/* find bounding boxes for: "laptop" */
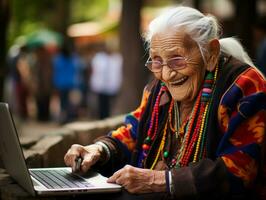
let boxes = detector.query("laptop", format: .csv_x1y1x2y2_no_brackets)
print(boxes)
0,102,121,196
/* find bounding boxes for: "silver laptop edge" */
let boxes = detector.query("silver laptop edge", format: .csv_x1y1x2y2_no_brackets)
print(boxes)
0,103,35,196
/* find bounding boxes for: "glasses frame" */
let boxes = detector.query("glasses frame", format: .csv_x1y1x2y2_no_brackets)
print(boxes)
145,56,189,73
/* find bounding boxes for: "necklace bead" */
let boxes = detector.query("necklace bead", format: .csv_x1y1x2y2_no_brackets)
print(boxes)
142,144,150,151
145,136,151,144
163,151,169,158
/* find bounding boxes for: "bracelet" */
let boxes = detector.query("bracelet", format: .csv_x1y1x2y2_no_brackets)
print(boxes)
95,141,111,164
169,170,174,195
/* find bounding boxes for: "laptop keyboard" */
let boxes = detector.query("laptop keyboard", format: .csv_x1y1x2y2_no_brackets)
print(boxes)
30,169,93,189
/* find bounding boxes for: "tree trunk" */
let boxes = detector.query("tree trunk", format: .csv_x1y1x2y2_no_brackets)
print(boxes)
0,0,10,101
193,0,201,10
117,0,144,113
54,0,70,36
233,0,257,57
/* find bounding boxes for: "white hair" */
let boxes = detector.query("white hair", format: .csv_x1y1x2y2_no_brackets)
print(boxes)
145,6,254,66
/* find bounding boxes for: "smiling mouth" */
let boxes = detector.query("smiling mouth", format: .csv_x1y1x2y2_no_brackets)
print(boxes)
169,76,189,86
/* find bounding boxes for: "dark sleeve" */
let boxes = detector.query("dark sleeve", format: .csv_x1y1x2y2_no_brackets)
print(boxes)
171,158,229,199
93,136,129,177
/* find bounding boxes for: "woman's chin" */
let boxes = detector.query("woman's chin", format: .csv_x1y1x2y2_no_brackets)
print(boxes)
170,91,190,102
168,85,193,102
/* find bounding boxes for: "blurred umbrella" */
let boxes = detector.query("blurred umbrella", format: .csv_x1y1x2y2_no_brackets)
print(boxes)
26,29,63,51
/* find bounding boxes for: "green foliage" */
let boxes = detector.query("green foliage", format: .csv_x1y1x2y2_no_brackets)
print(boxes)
70,0,109,23
144,0,179,7
8,0,54,47
8,0,109,48
11,0,55,23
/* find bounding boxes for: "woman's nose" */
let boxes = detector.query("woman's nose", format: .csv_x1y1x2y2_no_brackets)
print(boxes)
162,65,177,81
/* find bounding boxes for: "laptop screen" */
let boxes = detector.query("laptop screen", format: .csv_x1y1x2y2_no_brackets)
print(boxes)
0,103,35,196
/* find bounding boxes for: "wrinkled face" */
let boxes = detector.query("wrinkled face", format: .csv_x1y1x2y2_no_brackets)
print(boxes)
150,30,206,102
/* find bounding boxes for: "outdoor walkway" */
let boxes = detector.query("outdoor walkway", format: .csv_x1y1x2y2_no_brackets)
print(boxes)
14,119,62,147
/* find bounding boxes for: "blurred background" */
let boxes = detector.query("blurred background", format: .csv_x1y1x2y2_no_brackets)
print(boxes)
0,0,266,127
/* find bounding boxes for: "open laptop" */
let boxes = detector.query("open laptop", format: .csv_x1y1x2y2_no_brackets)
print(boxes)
0,102,121,196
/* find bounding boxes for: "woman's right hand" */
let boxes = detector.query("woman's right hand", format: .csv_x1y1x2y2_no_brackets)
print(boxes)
64,144,103,174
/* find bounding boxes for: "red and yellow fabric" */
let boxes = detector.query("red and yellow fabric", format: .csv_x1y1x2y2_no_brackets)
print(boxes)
219,68,266,186
109,88,151,152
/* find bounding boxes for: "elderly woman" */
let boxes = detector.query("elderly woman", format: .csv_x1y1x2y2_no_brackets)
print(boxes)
64,6,266,199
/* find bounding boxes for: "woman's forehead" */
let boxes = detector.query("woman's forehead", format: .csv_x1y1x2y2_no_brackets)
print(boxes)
150,31,197,54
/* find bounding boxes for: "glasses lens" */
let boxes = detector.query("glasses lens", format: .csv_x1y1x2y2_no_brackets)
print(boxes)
168,57,187,69
146,61,162,72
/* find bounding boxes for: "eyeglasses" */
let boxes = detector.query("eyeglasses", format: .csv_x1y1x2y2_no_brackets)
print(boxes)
145,56,188,73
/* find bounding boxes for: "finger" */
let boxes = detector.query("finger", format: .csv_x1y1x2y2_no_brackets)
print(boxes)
64,150,71,166
64,149,78,166
115,175,128,187
80,153,97,173
64,148,82,169
107,168,123,183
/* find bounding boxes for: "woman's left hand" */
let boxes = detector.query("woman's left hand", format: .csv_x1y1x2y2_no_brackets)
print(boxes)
107,165,166,194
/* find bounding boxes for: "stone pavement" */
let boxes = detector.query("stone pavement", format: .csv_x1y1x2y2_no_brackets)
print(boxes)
18,120,61,146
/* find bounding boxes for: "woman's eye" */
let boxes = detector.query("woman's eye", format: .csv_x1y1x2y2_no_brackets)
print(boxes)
151,61,161,68
173,59,186,65
152,56,162,62
167,57,187,69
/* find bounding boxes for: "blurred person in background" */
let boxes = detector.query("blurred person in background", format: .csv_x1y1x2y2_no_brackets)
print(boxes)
32,46,53,121
89,44,122,119
7,45,32,120
52,38,84,124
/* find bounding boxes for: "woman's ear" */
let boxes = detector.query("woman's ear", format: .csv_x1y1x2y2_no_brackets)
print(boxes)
206,39,220,71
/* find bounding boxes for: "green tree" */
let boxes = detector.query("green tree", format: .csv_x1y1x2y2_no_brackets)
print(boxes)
8,0,109,45
8,0,60,44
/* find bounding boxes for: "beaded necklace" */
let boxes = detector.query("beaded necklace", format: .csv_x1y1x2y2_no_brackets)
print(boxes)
169,101,181,139
142,83,168,157
144,65,218,169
